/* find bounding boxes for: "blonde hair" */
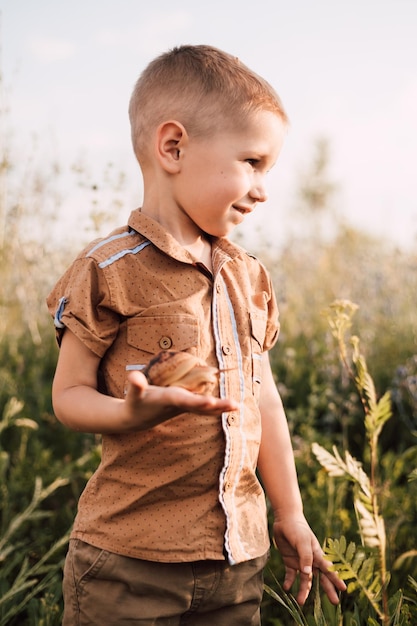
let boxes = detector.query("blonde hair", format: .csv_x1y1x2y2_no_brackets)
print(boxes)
128,44,288,164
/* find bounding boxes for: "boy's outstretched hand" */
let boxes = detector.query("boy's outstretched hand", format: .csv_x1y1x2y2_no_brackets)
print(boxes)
123,370,238,431
272,517,347,606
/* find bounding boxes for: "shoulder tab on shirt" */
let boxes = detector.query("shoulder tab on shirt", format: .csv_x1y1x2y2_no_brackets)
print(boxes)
84,227,150,269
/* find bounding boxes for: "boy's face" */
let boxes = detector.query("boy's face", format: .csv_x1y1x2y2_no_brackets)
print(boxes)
172,110,286,238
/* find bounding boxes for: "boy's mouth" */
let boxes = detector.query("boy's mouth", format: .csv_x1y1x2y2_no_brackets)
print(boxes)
233,204,253,215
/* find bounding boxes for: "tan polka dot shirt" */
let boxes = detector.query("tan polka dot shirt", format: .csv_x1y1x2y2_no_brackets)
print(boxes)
47,209,280,565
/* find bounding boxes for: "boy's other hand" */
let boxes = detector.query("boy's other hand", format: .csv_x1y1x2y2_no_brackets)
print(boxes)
272,517,347,606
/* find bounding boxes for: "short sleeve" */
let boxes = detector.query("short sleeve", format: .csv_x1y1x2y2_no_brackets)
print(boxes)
46,256,120,357
246,253,280,353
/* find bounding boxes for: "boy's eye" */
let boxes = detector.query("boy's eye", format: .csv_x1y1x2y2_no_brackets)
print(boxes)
245,158,259,166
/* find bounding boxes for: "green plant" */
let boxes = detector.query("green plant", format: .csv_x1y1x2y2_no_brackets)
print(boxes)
263,300,417,625
0,394,100,625
315,300,417,624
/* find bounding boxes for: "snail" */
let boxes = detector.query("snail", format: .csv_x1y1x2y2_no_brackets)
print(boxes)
142,351,219,395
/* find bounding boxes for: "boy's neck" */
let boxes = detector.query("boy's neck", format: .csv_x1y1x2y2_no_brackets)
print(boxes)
182,236,213,273
139,203,213,272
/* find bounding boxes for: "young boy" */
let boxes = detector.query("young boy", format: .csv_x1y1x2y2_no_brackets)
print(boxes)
47,45,345,625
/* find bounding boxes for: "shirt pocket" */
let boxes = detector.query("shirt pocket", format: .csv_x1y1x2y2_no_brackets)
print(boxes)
250,312,267,401
126,314,199,372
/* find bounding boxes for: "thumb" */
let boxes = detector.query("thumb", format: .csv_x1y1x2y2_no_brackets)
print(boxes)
126,370,149,397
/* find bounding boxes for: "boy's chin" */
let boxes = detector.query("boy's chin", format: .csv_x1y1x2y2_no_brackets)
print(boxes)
204,224,237,239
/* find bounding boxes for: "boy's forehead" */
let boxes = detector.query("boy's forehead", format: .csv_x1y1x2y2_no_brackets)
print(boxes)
204,108,285,138
238,112,287,157
232,110,287,138
199,111,285,164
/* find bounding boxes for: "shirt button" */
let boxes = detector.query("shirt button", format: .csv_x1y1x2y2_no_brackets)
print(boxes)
227,413,238,426
216,283,221,293
159,336,173,350
222,345,232,355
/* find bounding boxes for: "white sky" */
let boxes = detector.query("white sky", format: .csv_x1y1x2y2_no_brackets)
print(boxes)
1,0,417,248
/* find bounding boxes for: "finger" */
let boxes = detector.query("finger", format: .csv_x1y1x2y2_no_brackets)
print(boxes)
176,394,238,415
282,567,297,592
192,395,238,412
321,568,347,593
318,570,345,605
312,551,347,593
142,383,238,415
295,566,313,606
312,549,333,572
158,384,237,412
297,547,314,587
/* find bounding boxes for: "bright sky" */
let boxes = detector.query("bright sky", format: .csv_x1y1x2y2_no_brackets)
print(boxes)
1,0,417,248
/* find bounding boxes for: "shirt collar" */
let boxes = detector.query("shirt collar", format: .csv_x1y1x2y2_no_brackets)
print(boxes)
127,209,244,268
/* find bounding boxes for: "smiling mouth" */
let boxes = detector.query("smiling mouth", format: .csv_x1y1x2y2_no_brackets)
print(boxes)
233,205,252,215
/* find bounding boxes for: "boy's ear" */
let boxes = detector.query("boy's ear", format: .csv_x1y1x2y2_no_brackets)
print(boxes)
155,120,188,173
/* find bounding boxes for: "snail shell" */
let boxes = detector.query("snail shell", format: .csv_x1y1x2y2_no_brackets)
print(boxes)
142,350,219,395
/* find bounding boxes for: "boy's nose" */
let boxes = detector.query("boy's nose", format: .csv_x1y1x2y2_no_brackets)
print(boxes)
249,181,268,203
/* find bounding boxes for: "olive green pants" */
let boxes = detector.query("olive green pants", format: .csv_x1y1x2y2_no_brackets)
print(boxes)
62,539,268,625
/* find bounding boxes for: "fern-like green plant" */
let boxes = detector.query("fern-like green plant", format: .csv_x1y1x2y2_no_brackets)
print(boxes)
408,469,417,482
324,537,385,617
312,300,413,625
311,443,386,551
